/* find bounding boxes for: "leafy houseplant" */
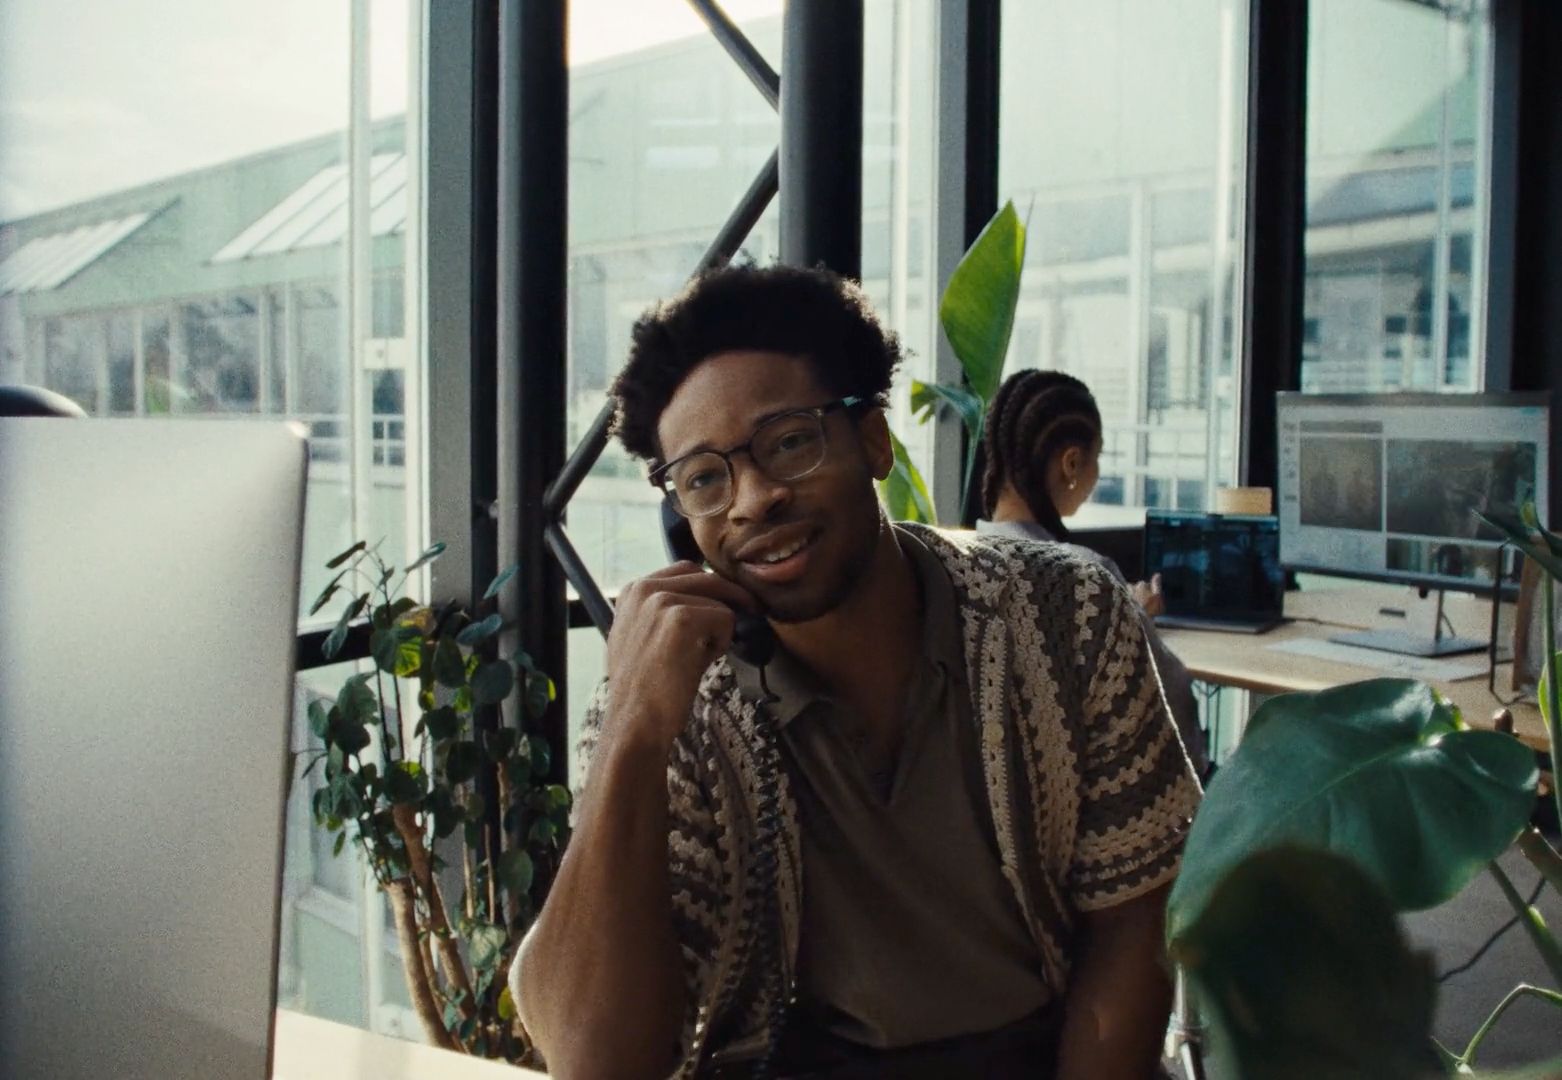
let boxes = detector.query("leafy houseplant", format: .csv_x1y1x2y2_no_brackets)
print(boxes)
304,539,570,1062
1166,507,1562,1076
879,200,1026,525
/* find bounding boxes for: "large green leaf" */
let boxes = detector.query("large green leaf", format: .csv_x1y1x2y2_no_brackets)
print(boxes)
325,540,367,570
370,624,422,675
1169,678,1538,942
456,613,504,647
404,541,446,575
308,568,350,616
470,659,515,706
433,635,467,689
1171,847,1440,1080
322,594,368,660
938,200,1025,403
910,380,986,509
910,378,984,434
484,562,520,601
384,761,427,805
497,848,535,898
1478,506,1562,582
464,919,508,973
878,429,935,524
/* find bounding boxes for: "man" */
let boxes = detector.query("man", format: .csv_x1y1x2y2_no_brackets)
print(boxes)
512,265,1201,1079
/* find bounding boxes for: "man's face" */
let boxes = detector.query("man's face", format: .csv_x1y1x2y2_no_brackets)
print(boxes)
655,350,891,623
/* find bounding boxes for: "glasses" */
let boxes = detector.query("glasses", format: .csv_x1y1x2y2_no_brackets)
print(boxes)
651,396,864,518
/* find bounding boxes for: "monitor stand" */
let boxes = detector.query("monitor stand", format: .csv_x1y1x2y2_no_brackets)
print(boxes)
1328,588,1489,658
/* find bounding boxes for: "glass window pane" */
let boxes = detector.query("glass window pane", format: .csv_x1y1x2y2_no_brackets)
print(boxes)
1,0,426,1042
43,315,102,413
860,0,938,490
0,0,423,623
107,313,136,414
1302,0,1489,394
178,294,261,413
999,0,1249,514
565,0,784,597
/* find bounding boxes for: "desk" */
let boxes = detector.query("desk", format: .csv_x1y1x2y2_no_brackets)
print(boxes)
1159,584,1549,753
273,1007,547,1079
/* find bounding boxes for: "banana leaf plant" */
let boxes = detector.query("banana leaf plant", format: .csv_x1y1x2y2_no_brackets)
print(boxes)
878,200,1026,524
303,540,569,1063
1167,660,1562,1073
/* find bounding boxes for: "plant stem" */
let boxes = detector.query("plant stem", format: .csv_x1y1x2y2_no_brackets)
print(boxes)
1517,827,1562,897
1459,983,1562,1067
386,878,459,1051
1544,576,1562,830
486,824,499,923
1489,859,1562,987
391,803,477,1019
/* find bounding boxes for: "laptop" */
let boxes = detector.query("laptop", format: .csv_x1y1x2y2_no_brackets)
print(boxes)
1144,510,1286,634
0,418,307,1079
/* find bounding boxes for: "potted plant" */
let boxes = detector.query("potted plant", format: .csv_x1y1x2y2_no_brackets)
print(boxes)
1164,504,1562,1076
880,200,1026,524
303,539,570,1062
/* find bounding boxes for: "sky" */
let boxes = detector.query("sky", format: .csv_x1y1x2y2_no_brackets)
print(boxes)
0,0,782,222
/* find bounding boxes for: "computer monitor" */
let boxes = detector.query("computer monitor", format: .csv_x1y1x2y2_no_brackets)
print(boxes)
1143,511,1286,633
0,418,307,1079
1275,391,1550,656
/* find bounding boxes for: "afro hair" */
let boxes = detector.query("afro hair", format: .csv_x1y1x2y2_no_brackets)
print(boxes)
609,263,903,462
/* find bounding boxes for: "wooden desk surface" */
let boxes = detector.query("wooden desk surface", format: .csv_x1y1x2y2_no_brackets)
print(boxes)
273,1007,546,1079
1159,585,1549,752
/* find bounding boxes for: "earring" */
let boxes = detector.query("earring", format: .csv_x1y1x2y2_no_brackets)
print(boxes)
1067,479,1077,491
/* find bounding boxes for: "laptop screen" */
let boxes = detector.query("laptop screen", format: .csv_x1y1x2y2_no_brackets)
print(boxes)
1143,511,1285,622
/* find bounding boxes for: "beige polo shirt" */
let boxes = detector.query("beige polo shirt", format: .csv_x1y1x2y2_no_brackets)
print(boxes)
732,528,1051,1049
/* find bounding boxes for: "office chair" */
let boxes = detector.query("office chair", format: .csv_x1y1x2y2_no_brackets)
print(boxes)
0,383,88,418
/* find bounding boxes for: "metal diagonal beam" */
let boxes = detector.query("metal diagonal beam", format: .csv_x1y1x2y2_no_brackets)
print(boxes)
545,149,778,525
546,523,616,633
696,148,779,273
545,396,615,516
686,0,779,110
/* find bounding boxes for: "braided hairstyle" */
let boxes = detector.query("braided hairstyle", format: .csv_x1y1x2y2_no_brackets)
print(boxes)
980,369,1101,541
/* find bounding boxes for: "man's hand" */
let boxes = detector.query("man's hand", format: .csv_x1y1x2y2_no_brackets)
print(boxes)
515,562,757,1079
606,562,758,747
1130,573,1165,617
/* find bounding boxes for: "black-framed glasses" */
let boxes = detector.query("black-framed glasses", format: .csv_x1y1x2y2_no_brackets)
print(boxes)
650,395,865,518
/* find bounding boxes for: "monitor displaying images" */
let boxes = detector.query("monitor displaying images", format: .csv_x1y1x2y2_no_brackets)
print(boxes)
1276,392,1549,593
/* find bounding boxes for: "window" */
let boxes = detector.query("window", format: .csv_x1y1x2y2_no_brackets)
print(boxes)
1303,0,1490,394
563,0,785,744
860,0,939,491
1,0,426,1040
998,0,1249,514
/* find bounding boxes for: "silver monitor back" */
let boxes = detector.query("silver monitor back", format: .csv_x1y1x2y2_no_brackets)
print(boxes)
0,418,307,1080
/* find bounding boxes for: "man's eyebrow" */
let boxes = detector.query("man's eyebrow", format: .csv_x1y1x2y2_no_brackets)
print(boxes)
665,402,817,460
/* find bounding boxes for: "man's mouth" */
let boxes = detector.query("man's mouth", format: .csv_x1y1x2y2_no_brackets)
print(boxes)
736,529,817,584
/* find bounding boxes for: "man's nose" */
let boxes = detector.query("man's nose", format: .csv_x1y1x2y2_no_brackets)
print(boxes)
726,454,790,523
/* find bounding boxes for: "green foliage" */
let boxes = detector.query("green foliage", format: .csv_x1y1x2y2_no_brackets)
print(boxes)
877,429,936,524
882,200,1027,523
484,563,520,601
1170,660,1562,1072
939,201,1025,404
1169,678,1538,943
1478,503,1562,834
1172,847,1441,1080
303,539,568,1063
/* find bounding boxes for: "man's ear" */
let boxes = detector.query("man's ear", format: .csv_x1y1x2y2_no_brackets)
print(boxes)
858,407,894,481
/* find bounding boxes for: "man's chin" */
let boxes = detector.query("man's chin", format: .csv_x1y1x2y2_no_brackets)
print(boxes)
744,578,855,625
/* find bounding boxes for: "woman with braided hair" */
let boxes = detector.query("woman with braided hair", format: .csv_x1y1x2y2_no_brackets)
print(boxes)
976,369,1208,771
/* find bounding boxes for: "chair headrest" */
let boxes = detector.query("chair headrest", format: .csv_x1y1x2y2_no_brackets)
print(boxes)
0,384,89,418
